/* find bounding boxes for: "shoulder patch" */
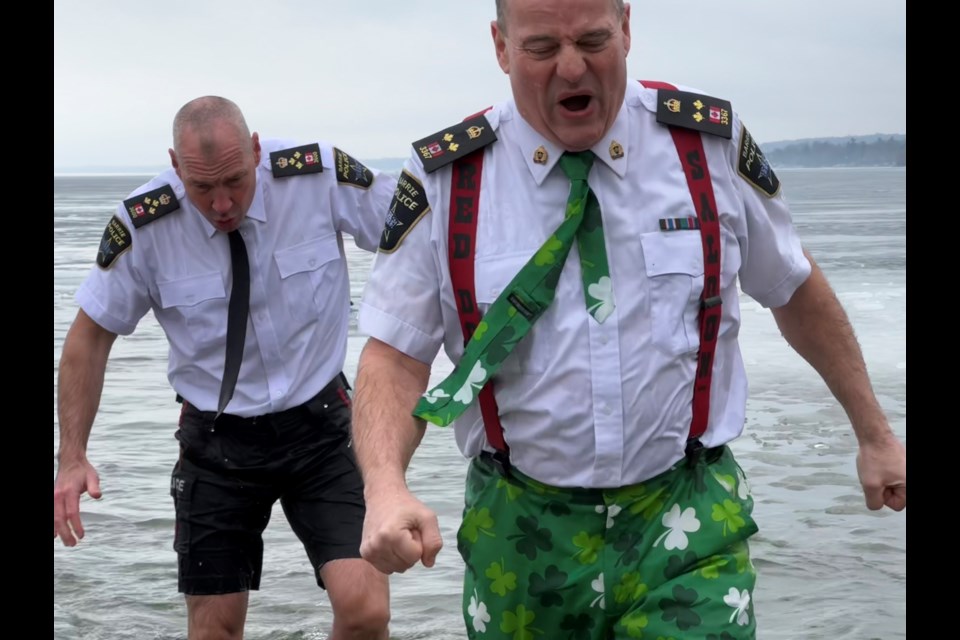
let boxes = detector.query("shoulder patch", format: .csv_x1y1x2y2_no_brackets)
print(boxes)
270,143,323,178
655,89,732,139
96,215,132,269
379,170,430,253
737,127,781,197
123,184,180,229
412,114,497,174
333,148,374,189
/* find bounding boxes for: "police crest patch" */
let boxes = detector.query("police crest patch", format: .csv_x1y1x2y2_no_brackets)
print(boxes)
379,170,430,253
412,114,497,174
97,215,132,269
123,184,180,229
270,143,323,178
333,148,374,189
737,127,781,197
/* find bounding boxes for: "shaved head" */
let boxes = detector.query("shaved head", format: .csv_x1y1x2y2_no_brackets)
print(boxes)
172,96,251,157
495,0,625,32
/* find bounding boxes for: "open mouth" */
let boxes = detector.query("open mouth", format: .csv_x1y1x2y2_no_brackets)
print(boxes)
560,95,592,112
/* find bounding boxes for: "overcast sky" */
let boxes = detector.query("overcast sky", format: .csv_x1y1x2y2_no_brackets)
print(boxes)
54,0,905,170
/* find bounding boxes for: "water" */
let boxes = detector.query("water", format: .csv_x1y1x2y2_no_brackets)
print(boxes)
53,168,906,639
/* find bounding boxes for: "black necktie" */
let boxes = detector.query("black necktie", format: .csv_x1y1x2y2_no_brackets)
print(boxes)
217,229,250,417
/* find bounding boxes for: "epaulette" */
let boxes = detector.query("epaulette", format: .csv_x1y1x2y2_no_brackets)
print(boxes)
333,148,374,189
655,89,732,139
123,184,180,229
411,114,497,174
270,143,323,178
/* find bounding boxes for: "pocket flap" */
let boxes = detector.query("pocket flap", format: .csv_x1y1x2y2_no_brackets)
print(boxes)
640,232,705,277
474,252,532,304
274,233,340,279
157,272,225,309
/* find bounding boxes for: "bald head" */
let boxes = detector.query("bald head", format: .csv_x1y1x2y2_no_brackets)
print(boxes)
495,0,625,33
172,96,251,157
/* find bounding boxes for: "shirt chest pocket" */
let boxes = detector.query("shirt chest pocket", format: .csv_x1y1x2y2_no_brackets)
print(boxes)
157,272,227,349
640,232,705,356
274,233,343,324
474,253,549,375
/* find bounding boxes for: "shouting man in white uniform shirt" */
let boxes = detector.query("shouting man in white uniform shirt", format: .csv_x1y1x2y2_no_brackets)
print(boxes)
54,96,391,640
350,1,906,639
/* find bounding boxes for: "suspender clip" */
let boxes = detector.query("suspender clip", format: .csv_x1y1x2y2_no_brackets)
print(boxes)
490,449,513,479
701,295,722,309
685,437,705,468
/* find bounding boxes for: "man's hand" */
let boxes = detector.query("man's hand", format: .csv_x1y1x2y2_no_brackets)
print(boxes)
53,459,102,546
360,487,443,574
856,433,906,512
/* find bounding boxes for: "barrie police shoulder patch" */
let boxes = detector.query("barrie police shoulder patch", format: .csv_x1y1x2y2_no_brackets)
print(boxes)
270,143,323,178
333,148,374,189
737,126,781,197
123,184,180,229
97,215,132,269
412,114,497,174
379,170,430,253
655,89,733,139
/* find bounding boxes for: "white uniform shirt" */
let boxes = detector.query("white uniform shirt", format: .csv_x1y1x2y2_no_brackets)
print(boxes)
359,81,812,488
78,139,393,417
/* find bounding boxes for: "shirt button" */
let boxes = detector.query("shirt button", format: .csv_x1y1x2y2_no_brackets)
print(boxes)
602,404,613,416
491,288,500,296
309,258,317,267
599,334,609,345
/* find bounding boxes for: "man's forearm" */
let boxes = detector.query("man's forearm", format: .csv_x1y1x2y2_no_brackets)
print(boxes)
352,338,432,493
771,253,891,443
56,311,116,464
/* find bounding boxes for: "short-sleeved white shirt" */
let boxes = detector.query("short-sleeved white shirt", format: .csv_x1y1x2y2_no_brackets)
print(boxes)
359,82,811,487
78,139,394,417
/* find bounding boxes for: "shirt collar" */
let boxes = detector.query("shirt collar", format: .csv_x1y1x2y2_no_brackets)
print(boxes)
515,85,633,185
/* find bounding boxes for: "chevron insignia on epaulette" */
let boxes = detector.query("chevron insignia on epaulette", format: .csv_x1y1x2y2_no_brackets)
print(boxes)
270,143,323,178
655,90,733,139
123,184,180,229
412,114,497,174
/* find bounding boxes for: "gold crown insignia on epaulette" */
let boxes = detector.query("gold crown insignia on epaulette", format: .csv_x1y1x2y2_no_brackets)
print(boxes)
412,114,498,174
122,184,180,229
654,89,733,139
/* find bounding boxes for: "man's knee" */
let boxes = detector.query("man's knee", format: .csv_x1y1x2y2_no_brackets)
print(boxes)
323,559,390,638
185,593,248,640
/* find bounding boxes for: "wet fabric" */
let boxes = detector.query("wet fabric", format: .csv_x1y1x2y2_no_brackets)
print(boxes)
458,446,759,639
170,385,365,595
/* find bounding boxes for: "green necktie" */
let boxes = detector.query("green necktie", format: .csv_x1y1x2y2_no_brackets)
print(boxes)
413,150,614,427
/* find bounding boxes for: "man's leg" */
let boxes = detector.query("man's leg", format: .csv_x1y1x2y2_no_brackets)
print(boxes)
185,593,249,640
172,412,278,640
280,392,390,639
321,559,390,640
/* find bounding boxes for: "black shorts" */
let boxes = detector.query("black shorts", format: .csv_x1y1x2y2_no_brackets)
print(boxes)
169,379,364,595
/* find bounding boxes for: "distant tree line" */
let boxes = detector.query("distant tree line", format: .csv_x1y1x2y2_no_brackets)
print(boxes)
764,137,906,168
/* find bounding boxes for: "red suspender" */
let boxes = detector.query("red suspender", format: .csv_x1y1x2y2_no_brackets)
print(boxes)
640,80,722,442
448,109,510,461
